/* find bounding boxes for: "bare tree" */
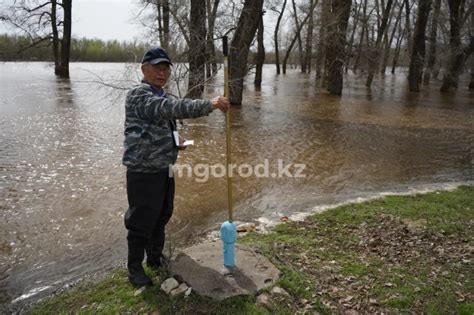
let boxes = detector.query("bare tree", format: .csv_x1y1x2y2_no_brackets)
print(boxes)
229,0,264,105
408,0,432,92
282,0,318,74
423,0,441,84
187,0,207,98
304,0,315,74
381,0,402,74
272,0,288,75
206,0,220,78
353,0,369,73
440,0,473,92
291,0,305,72
58,0,71,78
379,0,398,75
403,0,413,54
140,0,170,50
365,0,394,87
346,1,361,73
325,0,352,95
391,21,406,74
316,0,330,80
254,13,265,87
1,0,72,78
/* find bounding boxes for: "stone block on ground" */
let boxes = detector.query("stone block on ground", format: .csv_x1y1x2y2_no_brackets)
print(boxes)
171,241,280,301
160,278,179,294
270,286,290,296
170,283,189,297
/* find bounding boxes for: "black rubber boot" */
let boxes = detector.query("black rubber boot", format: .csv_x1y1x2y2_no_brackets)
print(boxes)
127,244,152,286
128,262,152,286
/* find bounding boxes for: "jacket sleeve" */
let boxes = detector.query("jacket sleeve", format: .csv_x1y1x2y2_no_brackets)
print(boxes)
127,86,213,120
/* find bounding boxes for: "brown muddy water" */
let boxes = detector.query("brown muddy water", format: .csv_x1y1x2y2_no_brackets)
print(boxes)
0,62,472,310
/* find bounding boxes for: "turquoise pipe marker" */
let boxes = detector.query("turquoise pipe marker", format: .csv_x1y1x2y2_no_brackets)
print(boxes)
220,221,237,267
221,35,237,268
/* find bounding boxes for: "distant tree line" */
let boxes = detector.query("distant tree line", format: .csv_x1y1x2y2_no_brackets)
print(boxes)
0,34,148,62
1,0,473,100
136,0,473,99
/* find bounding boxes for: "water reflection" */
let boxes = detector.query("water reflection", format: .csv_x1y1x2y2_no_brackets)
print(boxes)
0,63,472,311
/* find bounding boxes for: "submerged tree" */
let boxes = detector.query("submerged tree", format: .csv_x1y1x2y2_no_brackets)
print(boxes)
365,0,394,88
1,0,72,78
440,0,473,92
423,0,441,85
408,0,432,92
316,0,330,80
187,0,207,98
228,0,264,105
282,0,318,74
205,0,220,78
304,0,315,74
272,0,287,75
325,0,351,95
254,13,265,87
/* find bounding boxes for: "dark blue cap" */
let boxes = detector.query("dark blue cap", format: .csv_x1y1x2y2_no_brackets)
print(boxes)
141,47,172,65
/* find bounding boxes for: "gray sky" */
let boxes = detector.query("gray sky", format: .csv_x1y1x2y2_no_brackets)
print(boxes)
0,0,143,42
72,0,142,41
1,0,282,47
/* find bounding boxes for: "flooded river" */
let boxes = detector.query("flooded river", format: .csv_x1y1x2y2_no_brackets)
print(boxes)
0,62,472,310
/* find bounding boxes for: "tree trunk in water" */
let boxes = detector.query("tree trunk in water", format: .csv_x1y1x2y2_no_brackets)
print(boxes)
274,0,287,75
282,0,319,75
403,0,412,55
440,0,465,92
206,0,219,78
304,0,315,74
379,0,397,75
187,0,207,99
408,0,432,92
229,0,264,105
51,0,60,75
391,23,405,74
423,0,441,85
325,0,352,95
316,0,330,81
353,0,368,74
382,2,402,75
291,0,305,72
254,14,265,87
57,0,72,78
345,1,360,73
365,0,393,87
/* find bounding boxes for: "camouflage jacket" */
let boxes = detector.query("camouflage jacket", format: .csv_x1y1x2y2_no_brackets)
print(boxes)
123,80,213,172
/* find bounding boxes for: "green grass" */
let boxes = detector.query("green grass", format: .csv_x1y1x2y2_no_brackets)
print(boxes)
28,186,474,314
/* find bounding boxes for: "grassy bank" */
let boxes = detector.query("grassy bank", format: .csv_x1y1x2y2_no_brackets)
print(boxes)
28,186,473,314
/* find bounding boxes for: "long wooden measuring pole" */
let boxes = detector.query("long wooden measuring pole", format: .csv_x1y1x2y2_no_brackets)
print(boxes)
223,36,233,222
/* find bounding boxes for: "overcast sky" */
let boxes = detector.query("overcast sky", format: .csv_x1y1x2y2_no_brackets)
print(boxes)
1,0,279,47
72,0,143,41
0,0,144,42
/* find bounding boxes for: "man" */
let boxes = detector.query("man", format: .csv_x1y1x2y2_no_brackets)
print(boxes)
122,47,230,286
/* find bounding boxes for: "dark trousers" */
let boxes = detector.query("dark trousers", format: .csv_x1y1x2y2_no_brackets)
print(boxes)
124,170,174,267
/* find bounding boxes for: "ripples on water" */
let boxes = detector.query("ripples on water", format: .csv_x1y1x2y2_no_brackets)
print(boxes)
0,62,472,309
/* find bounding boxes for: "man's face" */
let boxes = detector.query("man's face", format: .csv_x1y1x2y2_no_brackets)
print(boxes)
141,63,171,88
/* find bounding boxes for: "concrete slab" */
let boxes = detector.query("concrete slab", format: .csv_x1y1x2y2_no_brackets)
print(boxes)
171,241,281,301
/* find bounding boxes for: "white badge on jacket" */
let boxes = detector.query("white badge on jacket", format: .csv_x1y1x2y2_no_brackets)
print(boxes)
173,130,180,146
